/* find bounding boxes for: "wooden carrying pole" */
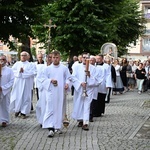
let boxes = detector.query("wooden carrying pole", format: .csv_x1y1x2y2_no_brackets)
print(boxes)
82,59,89,97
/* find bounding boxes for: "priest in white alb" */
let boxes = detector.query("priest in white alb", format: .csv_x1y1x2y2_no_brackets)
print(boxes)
10,51,36,119
0,55,14,127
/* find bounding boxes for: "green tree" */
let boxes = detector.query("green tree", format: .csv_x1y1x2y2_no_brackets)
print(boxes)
0,0,50,61
34,0,145,58
0,0,146,60
31,47,36,58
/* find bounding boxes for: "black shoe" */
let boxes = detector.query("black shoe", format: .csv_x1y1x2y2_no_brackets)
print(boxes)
15,112,20,117
31,105,34,111
89,118,93,122
20,113,26,119
77,121,83,127
82,124,89,131
93,114,101,117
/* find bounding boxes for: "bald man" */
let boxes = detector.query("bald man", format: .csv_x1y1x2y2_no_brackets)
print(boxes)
10,51,36,119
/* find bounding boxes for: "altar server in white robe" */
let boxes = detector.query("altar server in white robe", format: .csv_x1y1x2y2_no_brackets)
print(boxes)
42,51,71,137
10,51,36,119
34,53,45,101
89,56,104,122
27,53,37,111
71,52,98,131
94,54,112,117
36,53,52,126
0,55,14,127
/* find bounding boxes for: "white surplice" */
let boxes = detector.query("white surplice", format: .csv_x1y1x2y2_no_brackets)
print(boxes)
92,66,104,100
42,63,71,129
71,63,99,124
29,62,37,91
10,61,36,115
35,64,47,125
0,66,14,123
97,63,112,94
34,61,45,89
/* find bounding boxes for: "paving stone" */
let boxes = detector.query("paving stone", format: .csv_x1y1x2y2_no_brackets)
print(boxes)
0,90,150,149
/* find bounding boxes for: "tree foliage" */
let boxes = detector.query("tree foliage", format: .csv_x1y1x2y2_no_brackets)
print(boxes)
0,0,49,60
0,0,49,41
34,0,145,58
0,0,146,59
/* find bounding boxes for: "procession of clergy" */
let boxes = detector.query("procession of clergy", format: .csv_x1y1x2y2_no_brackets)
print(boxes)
0,50,113,137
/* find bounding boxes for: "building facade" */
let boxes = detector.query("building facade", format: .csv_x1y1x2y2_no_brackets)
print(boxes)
127,0,150,61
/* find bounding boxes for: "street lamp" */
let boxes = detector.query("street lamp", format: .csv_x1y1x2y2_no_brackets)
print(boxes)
44,19,56,53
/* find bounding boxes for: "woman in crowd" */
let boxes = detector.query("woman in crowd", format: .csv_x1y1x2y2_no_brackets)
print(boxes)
120,58,128,92
126,61,134,90
135,63,146,94
127,60,137,90
113,59,124,95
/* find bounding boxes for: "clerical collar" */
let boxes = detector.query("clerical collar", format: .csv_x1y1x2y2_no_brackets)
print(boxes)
37,60,44,64
96,62,104,66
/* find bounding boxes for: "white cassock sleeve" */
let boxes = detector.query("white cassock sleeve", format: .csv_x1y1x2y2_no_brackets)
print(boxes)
94,66,104,86
22,64,37,79
1,69,14,96
41,67,52,91
70,64,82,91
105,64,112,88
64,67,72,91
11,62,22,78
86,65,102,87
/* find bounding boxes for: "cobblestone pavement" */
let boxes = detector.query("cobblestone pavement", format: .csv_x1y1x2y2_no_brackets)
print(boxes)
0,90,150,150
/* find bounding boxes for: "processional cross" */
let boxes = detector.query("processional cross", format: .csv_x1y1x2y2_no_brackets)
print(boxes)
44,19,56,53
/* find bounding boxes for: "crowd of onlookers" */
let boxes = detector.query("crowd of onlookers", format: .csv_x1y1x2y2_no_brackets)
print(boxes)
106,57,150,95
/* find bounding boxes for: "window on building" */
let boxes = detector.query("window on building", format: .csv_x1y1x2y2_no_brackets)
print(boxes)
144,6,150,19
145,29,150,35
142,38,150,51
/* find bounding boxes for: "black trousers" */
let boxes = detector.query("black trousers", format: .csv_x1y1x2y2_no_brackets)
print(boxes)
90,93,106,117
36,88,39,101
90,99,97,119
31,90,34,110
97,93,106,115
71,86,74,96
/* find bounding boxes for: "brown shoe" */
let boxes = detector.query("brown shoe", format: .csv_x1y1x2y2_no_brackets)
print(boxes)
2,122,7,127
82,124,89,131
77,121,83,127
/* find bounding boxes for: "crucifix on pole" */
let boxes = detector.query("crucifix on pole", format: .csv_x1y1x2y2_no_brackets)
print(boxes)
44,19,56,53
